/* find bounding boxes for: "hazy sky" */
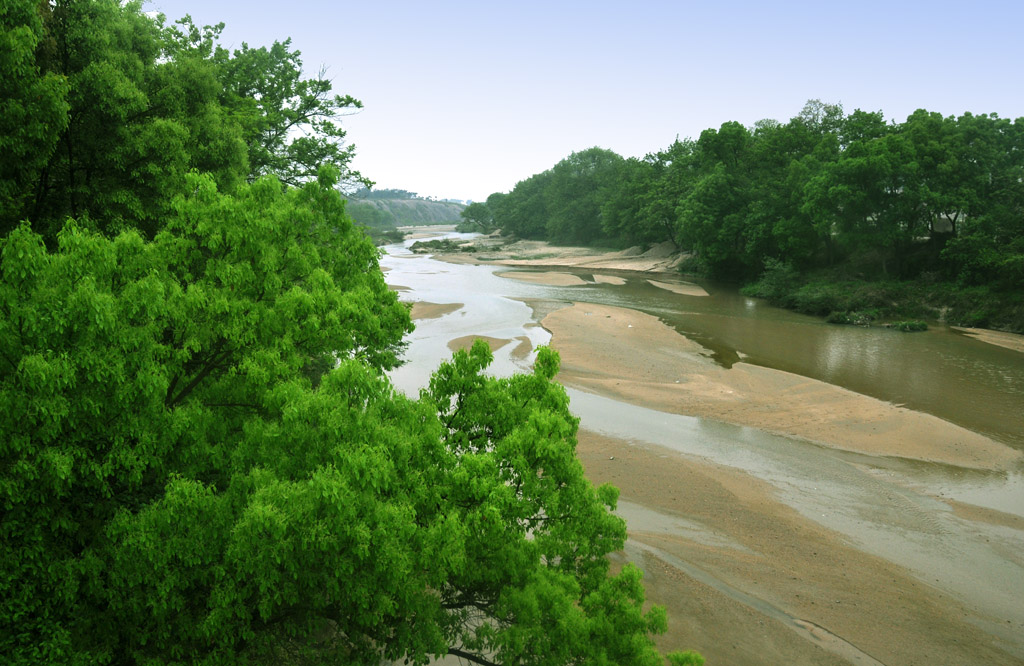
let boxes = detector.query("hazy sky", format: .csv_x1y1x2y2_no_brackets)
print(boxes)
147,0,1024,201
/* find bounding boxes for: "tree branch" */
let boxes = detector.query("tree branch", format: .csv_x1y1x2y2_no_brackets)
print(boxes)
447,648,498,666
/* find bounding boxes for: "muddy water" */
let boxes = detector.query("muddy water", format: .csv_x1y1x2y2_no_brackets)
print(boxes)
381,231,1024,659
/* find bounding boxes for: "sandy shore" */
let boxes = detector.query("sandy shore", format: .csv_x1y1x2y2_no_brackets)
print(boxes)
953,326,1024,354
544,302,1020,469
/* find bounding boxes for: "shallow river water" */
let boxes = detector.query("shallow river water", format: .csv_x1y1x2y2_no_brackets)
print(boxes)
381,230,1024,659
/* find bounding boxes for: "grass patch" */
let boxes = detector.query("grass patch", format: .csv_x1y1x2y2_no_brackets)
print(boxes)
887,321,929,332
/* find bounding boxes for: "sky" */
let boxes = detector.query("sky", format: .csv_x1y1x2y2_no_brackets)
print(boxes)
146,0,1024,202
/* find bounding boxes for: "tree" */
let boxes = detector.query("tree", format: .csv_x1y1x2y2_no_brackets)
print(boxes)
1,1,364,242
458,201,492,232
0,0,70,234
491,171,552,239
545,147,623,245
678,122,759,278
601,141,698,249
213,35,368,189
2,167,694,664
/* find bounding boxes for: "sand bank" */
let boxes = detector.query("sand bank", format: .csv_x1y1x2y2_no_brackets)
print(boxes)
446,334,533,360
543,302,1019,469
409,301,462,320
647,279,709,297
578,430,1021,665
496,271,589,286
953,326,1024,354
498,270,632,287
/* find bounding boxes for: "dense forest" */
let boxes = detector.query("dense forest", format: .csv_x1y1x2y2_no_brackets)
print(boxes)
465,102,1024,332
0,1,702,664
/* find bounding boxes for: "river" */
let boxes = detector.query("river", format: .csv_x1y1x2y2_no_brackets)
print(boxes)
381,229,1024,665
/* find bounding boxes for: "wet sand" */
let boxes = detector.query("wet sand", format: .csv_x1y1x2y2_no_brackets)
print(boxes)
410,301,462,320
496,271,590,286
498,270,632,287
542,301,1024,664
446,334,533,359
648,279,709,297
579,432,1020,666
953,326,1024,354
544,302,1020,469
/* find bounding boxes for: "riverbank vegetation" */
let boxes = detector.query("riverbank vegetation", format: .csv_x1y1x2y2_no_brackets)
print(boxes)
467,101,1024,332
0,2,699,664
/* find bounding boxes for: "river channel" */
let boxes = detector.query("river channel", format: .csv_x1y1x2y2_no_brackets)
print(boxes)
381,229,1024,664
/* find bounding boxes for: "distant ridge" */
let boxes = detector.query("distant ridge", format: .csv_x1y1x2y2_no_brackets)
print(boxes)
345,195,465,228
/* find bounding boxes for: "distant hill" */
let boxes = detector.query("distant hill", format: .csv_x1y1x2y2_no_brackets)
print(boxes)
345,196,465,228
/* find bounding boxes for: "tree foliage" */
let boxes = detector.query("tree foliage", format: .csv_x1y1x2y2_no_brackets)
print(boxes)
1,170,689,665
483,100,1024,292
0,0,365,241
1,2,696,664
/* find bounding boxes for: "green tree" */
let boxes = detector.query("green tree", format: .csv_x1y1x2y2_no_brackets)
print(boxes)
0,0,70,234
943,113,1024,288
545,147,623,245
213,36,367,189
678,122,759,277
2,168,695,664
601,140,698,249
492,170,552,239
458,201,493,232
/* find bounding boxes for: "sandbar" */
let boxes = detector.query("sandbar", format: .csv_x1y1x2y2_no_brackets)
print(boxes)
446,335,513,353
438,239,687,273
648,279,709,297
409,301,462,320
544,302,1019,469
496,271,589,287
953,326,1024,354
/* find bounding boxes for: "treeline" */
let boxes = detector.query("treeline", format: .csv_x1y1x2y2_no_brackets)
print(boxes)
1,2,701,665
467,101,1024,294
351,187,420,200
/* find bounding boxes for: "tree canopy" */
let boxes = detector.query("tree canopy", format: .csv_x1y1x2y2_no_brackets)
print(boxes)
477,100,1024,292
0,0,366,242
1,1,700,664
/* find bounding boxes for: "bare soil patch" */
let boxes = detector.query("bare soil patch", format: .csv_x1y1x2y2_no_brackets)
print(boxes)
446,335,513,354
